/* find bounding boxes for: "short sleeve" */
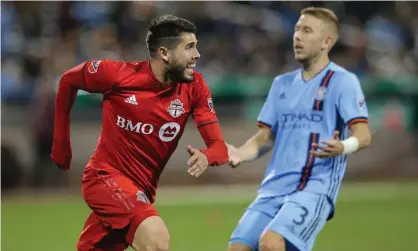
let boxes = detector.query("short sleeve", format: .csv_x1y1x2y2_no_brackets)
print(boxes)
192,75,218,128
81,60,121,94
336,73,369,127
257,78,280,134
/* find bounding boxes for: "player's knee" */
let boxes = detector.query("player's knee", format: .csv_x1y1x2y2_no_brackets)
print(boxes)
151,238,170,251
259,231,286,251
131,216,170,251
155,235,170,251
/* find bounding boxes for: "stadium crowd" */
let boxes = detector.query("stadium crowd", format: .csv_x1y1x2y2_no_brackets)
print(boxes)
2,1,418,104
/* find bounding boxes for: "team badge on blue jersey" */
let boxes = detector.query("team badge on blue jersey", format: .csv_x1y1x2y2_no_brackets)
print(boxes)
315,87,328,101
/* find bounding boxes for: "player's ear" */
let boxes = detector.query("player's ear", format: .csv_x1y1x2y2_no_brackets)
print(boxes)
322,36,332,50
158,47,170,64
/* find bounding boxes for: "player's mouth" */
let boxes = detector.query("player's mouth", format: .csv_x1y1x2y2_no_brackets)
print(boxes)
185,63,196,75
186,63,196,69
294,45,304,51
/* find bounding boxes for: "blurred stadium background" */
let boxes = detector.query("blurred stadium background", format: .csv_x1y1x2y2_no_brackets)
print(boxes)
1,1,418,251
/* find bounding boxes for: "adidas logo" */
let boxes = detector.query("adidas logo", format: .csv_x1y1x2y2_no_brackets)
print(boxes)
125,95,138,105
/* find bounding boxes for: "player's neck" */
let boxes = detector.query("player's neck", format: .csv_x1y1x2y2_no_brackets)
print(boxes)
149,59,173,87
301,54,330,81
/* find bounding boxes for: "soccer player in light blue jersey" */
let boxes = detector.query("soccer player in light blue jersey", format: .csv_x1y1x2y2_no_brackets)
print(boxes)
227,7,372,251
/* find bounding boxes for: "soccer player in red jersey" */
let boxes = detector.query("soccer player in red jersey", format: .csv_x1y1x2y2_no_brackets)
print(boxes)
51,15,228,251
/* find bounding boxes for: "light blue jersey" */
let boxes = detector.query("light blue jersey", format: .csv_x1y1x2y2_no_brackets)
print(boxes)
257,62,368,218
229,62,369,251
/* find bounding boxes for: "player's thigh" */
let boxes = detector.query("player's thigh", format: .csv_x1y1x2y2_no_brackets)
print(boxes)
82,168,160,248
263,192,331,251
229,197,279,251
130,215,170,251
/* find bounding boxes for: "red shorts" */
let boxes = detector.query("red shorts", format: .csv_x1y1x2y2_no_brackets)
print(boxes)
77,167,158,251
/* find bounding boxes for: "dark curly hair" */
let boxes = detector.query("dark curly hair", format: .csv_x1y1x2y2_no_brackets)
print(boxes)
146,15,197,57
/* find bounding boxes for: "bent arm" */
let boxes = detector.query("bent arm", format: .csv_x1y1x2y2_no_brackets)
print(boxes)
51,64,86,170
343,122,372,154
51,60,119,170
198,122,228,166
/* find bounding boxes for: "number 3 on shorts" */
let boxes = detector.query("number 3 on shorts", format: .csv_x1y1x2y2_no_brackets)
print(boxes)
292,205,309,225
265,192,331,251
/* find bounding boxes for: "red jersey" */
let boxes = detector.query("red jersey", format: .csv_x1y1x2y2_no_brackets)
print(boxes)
51,59,228,202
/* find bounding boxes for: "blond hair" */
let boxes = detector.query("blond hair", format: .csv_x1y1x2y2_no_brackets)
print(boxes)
301,7,340,36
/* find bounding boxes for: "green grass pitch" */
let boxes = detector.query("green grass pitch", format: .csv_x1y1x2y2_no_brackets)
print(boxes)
2,182,418,251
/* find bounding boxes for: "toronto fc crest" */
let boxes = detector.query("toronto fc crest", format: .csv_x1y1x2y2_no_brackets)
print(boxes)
167,98,185,118
88,60,101,74
207,98,215,113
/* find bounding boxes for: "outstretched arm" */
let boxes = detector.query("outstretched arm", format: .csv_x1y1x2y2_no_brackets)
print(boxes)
227,77,280,168
227,126,274,168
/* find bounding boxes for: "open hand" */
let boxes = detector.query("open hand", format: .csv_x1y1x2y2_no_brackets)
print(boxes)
310,131,344,159
187,145,209,177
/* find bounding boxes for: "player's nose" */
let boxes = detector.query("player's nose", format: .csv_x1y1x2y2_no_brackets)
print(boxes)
193,49,201,60
293,31,301,41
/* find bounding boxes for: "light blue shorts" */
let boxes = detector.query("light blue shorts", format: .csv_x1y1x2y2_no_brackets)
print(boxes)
229,191,331,251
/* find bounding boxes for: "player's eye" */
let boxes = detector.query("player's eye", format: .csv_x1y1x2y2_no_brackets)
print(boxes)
186,43,195,50
304,27,312,33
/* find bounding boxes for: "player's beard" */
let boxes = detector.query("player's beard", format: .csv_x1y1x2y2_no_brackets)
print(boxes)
167,60,193,83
